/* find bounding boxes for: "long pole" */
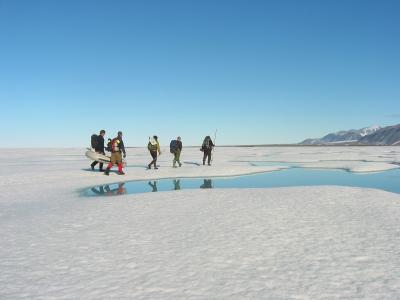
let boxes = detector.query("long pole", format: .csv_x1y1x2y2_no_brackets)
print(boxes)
211,129,217,162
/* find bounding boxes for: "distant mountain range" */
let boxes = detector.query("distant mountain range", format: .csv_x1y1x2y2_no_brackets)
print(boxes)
300,124,400,145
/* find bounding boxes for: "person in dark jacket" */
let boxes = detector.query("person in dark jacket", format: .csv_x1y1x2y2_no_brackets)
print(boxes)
91,130,106,171
201,136,215,166
172,136,183,168
104,131,126,176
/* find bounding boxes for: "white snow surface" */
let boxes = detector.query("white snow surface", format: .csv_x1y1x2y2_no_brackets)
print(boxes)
1,146,400,299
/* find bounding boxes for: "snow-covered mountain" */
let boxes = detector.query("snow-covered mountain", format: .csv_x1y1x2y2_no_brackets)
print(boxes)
359,124,400,145
359,125,382,137
300,125,382,145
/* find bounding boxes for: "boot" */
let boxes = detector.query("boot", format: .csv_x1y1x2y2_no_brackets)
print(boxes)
104,168,110,176
118,163,124,175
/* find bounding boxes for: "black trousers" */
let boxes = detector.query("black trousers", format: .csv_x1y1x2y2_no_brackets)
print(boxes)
203,150,212,165
149,151,158,167
91,160,103,170
91,151,104,170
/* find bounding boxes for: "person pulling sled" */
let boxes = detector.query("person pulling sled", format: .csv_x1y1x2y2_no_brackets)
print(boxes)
104,131,126,176
90,130,106,171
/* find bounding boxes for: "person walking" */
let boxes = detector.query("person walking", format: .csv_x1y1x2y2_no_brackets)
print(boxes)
91,130,106,171
170,136,183,168
201,135,214,166
104,131,126,175
147,135,161,169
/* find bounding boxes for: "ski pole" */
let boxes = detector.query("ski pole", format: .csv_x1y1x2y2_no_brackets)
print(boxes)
212,129,217,162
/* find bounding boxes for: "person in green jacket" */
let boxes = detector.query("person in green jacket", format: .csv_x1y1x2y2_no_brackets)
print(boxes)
147,135,161,169
171,136,183,168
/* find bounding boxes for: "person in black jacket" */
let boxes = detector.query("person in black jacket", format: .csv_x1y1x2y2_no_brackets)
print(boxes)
201,136,215,166
91,130,106,171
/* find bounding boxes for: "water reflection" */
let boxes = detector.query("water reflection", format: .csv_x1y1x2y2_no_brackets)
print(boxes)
173,179,181,190
85,178,214,197
200,179,213,189
90,183,127,196
148,181,158,192
82,168,400,197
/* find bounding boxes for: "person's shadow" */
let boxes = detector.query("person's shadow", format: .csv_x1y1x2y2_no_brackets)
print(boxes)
173,179,181,190
148,181,158,192
200,179,213,189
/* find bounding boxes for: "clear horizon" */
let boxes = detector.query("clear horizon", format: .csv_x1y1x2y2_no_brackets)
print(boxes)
1,0,399,147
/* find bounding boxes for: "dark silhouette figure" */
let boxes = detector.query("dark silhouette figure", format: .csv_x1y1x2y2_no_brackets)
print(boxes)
91,186,105,195
173,179,181,190
91,129,106,171
200,179,213,189
201,136,215,166
148,181,158,192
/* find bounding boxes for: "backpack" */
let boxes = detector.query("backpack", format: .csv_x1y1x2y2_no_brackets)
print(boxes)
91,134,98,148
202,139,211,151
170,140,178,153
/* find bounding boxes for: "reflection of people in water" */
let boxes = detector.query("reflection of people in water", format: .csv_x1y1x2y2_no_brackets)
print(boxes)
91,183,126,196
148,181,158,192
91,186,105,195
106,183,126,196
173,179,181,190
116,183,126,195
200,179,213,189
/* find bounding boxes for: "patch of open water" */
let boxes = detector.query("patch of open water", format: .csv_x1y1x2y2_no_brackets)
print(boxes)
82,168,400,197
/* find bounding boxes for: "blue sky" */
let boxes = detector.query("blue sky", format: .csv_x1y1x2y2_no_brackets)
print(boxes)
1,0,399,147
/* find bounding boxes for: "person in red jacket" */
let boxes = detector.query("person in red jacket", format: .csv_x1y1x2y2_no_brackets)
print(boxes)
104,131,126,176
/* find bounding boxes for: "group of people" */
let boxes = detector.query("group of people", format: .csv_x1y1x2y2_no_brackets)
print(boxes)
90,130,126,175
90,131,215,175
